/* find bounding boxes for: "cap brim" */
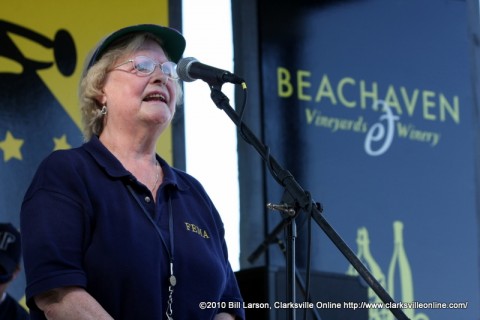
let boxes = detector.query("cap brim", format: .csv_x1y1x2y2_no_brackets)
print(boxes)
87,24,186,69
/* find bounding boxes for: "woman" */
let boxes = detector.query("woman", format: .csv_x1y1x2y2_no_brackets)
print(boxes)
20,24,245,320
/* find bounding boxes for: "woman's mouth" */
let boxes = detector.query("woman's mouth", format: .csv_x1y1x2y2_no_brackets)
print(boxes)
144,92,167,103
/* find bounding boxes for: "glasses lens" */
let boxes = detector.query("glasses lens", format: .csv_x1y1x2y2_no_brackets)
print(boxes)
131,56,178,79
133,56,156,75
162,62,178,80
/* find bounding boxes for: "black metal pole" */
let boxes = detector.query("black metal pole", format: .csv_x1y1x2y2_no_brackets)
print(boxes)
208,86,410,320
286,218,297,320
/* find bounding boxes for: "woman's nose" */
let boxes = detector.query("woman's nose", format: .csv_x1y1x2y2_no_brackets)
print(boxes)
151,68,168,85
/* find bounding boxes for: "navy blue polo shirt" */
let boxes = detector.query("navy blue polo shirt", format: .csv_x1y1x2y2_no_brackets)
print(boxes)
21,136,245,320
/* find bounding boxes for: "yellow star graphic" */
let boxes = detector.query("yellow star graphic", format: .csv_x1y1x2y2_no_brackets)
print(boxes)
0,131,24,162
53,134,71,151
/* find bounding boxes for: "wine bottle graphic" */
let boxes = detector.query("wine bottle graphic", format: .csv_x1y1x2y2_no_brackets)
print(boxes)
387,221,429,320
347,227,387,320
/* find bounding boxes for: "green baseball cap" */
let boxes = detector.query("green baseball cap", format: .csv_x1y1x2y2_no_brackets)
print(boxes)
86,24,186,70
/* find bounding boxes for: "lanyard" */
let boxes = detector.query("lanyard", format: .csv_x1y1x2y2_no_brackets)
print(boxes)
127,184,176,319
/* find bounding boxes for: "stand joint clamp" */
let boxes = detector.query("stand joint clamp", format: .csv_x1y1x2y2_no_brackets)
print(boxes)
266,203,297,217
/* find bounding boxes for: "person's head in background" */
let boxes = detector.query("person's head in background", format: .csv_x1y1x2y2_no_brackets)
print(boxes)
0,223,22,297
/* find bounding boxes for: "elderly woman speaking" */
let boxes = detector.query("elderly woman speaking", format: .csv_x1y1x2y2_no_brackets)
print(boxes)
21,24,245,320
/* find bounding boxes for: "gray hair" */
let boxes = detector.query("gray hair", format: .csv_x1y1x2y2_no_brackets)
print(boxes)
79,32,183,141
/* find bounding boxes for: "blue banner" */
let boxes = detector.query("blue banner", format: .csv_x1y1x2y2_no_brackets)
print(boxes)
259,0,479,319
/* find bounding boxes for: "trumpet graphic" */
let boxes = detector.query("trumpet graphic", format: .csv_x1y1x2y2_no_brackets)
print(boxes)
0,19,76,75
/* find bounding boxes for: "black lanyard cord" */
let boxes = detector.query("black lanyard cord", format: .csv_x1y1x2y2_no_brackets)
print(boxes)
126,184,175,264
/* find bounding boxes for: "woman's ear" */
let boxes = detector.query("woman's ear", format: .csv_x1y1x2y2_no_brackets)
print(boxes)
98,92,107,106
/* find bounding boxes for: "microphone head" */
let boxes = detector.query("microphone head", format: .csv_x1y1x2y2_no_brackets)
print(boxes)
177,57,198,82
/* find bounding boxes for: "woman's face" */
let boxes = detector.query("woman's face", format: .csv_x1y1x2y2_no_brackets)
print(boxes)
100,39,177,136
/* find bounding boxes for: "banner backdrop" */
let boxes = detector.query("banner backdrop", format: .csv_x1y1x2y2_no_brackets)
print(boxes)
259,0,479,319
1,0,173,303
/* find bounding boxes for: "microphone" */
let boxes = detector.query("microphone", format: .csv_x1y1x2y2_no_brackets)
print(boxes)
177,57,244,85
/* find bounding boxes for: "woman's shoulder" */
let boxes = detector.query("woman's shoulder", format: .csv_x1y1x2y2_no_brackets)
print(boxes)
23,145,97,202
168,165,206,190
37,145,89,172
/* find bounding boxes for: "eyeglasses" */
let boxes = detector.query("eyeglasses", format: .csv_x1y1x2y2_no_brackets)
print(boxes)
113,56,179,80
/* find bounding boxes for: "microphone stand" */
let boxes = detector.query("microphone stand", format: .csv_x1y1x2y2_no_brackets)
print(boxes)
248,199,322,320
207,84,410,320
